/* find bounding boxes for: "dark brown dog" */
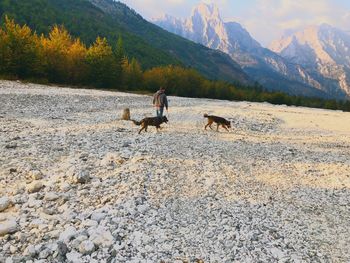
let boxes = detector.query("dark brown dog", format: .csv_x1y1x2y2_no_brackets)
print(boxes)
204,114,231,132
132,116,168,134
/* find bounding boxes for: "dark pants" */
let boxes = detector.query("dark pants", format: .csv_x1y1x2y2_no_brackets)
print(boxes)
156,107,164,118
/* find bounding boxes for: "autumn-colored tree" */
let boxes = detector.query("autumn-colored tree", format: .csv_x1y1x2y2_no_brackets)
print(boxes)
67,39,88,84
2,16,42,78
86,37,116,88
41,25,73,83
41,26,88,84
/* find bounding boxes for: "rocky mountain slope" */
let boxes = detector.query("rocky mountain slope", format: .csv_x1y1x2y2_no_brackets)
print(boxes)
86,0,251,85
1,81,350,262
154,3,347,99
270,24,350,98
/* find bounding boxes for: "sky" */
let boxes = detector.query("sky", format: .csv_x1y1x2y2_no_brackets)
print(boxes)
119,0,350,46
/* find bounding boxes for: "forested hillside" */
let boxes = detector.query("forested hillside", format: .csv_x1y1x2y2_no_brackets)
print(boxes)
0,0,250,84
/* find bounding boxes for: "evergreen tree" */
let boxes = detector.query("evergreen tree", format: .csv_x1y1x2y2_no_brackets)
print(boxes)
122,57,143,90
114,35,125,88
86,37,116,88
0,28,9,74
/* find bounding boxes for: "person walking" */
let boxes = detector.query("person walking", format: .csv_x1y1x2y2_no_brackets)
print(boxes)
153,87,168,118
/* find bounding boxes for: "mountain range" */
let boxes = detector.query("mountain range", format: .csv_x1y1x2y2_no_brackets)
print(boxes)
270,24,350,98
154,3,350,99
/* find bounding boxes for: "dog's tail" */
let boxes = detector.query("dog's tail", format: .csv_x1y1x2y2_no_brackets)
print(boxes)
131,120,142,126
204,114,209,118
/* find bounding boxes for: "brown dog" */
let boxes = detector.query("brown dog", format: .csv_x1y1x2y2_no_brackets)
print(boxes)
132,116,168,134
204,114,231,132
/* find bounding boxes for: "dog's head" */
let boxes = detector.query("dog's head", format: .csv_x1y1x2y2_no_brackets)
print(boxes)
162,116,169,123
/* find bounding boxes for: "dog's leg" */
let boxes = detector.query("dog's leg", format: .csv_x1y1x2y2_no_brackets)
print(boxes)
205,123,210,130
223,125,229,132
216,123,219,132
139,124,146,134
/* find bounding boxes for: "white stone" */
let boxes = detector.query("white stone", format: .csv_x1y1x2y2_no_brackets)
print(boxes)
270,247,285,259
44,192,60,201
81,219,98,227
30,170,44,180
9,245,17,254
29,218,47,229
88,226,114,248
26,181,44,193
0,197,10,212
27,197,43,208
72,170,90,184
39,248,51,259
0,220,18,236
79,240,95,255
60,182,71,192
59,226,77,244
90,212,106,223
66,250,83,263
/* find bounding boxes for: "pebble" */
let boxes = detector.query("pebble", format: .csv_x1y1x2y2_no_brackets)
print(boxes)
79,240,95,255
0,220,18,236
26,181,44,193
30,170,44,180
90,212,106,223
59,226,77,244
0,197,10,212
44,192,60,201
88,227,114,248
73,170,91,184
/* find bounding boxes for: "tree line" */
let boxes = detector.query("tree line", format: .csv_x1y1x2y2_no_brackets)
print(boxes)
1,17,350,111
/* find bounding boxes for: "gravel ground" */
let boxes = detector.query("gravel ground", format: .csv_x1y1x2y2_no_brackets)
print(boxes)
0,80,350,263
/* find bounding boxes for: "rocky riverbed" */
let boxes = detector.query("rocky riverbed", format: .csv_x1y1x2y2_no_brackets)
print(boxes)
0,80,350,263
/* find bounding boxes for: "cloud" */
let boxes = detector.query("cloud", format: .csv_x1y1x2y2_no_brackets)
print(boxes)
238,0,350,46
120,0,195,19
